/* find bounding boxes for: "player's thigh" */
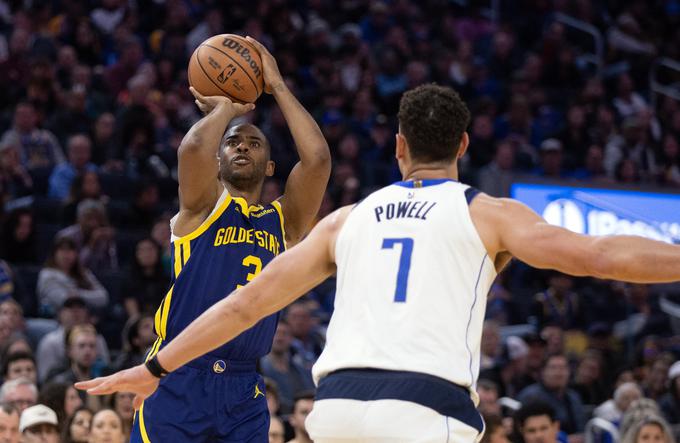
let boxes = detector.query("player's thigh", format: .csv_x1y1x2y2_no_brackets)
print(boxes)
131,372,213,442
308,398,478,442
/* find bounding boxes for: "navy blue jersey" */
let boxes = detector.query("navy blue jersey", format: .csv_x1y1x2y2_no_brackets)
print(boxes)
152,190,286,360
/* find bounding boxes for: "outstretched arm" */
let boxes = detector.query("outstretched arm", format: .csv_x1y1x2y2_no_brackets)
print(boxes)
471,194,680,283
246,37,331,246
75,206,352,406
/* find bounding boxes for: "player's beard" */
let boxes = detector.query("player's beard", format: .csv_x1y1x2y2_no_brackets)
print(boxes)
219,160,266,193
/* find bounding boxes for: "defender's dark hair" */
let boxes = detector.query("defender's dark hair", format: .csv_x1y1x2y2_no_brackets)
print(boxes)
514,401,557,428
397,84,471,163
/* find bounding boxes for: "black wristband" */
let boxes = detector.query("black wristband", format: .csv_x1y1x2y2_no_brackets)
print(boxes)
145,355,169,378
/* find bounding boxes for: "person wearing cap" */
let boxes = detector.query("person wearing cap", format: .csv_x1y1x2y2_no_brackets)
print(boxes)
0,403,20,443
659,361,680,425
19,404,58,443
36,297,109,384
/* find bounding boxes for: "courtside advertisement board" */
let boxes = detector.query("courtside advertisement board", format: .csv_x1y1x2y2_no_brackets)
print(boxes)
510,183,680,244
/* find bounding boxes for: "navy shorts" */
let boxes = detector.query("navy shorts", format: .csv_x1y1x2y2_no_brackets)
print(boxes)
130,356,269,442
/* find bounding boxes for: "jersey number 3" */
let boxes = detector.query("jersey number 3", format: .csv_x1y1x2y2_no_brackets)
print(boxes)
381,238,414,302
237,255,262,289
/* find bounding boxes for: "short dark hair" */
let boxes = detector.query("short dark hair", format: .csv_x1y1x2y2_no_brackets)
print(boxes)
481,414,504,443
397,84,471,163
2,351,35,377
515,401,557,428
293,390,315,406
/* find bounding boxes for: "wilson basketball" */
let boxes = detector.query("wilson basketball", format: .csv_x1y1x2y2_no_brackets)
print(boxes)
188,34,264,103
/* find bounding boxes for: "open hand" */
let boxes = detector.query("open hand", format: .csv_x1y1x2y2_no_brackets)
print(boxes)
190,87,255,117
245,37,285,94
74,364,160,410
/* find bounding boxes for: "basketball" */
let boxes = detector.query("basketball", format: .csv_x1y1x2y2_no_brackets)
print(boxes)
188,34,264,103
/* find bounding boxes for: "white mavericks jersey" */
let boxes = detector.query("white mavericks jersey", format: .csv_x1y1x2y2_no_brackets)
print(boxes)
312,179,497,403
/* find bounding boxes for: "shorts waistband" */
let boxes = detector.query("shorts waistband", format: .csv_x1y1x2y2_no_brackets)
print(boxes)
183,355,257,374
316,368,483,433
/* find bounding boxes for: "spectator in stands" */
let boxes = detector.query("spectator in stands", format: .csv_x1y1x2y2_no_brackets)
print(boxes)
111,314,155,372
268,415,285,443
524,333,548,384
531,272,584,330
481,414,510,443
121,238,168,318
621,414,676,443
0,208,36,265
478,140,515,197
1,352,36,385
87,409,125,443
594,382,643,425
38,382,82,427
48,134,96,201
572,350,608,406
518,354,586,437
0,378,37,413
287,392,314,443
0,338,31,361
514,402,561,443
150,216,172,275
0,299,25,338
643,358,672,401
36,237,108,316
0,403,19,443
480,320,502,371
56,199,118,271
0,139,33,199
108,392,133,440
285,301,325,368
480,336,533,399
45,87,92,147
259,320,315,415
61,407,91,443
660,361,680,425
0,262,24,310
477,379,502,416
46,324,102,386
36,296,109,383
0,102,64,171
264,377,281,417
18,404,59,443
62,171,107,225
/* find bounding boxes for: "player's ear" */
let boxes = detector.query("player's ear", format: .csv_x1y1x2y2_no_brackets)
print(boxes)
395,133,407,160
265,160,275,177
456,132,470,160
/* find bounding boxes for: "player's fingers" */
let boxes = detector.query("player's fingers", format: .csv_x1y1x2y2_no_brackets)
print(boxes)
74,378,104,391
189,86,204,101
245,36,268,55
86,378,120,395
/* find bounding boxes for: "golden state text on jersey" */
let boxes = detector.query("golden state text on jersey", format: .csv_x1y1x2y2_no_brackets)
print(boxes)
150,191,286,361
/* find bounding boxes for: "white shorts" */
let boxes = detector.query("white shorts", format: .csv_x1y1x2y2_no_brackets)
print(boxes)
306,398,484,443
306,369,485,443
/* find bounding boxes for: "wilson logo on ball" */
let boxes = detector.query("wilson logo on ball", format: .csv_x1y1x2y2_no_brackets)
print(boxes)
222,38,262,78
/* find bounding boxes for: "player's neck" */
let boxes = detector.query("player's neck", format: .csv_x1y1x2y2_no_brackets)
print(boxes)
402,162,459,182
222,181,262,206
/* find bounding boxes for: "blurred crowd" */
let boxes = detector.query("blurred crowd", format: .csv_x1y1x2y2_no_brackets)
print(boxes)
0,0,678,442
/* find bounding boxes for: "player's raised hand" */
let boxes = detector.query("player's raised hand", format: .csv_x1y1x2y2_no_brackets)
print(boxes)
189,86,255,117
245,36,284,94
74,364,160,410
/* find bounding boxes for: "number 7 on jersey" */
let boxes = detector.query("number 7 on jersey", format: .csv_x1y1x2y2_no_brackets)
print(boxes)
381,238,414,302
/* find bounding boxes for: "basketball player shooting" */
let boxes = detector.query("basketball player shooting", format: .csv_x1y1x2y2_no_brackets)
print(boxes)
77,85,680,442
108,36,330,442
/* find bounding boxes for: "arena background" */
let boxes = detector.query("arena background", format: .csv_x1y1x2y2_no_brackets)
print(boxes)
0,0,678,442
